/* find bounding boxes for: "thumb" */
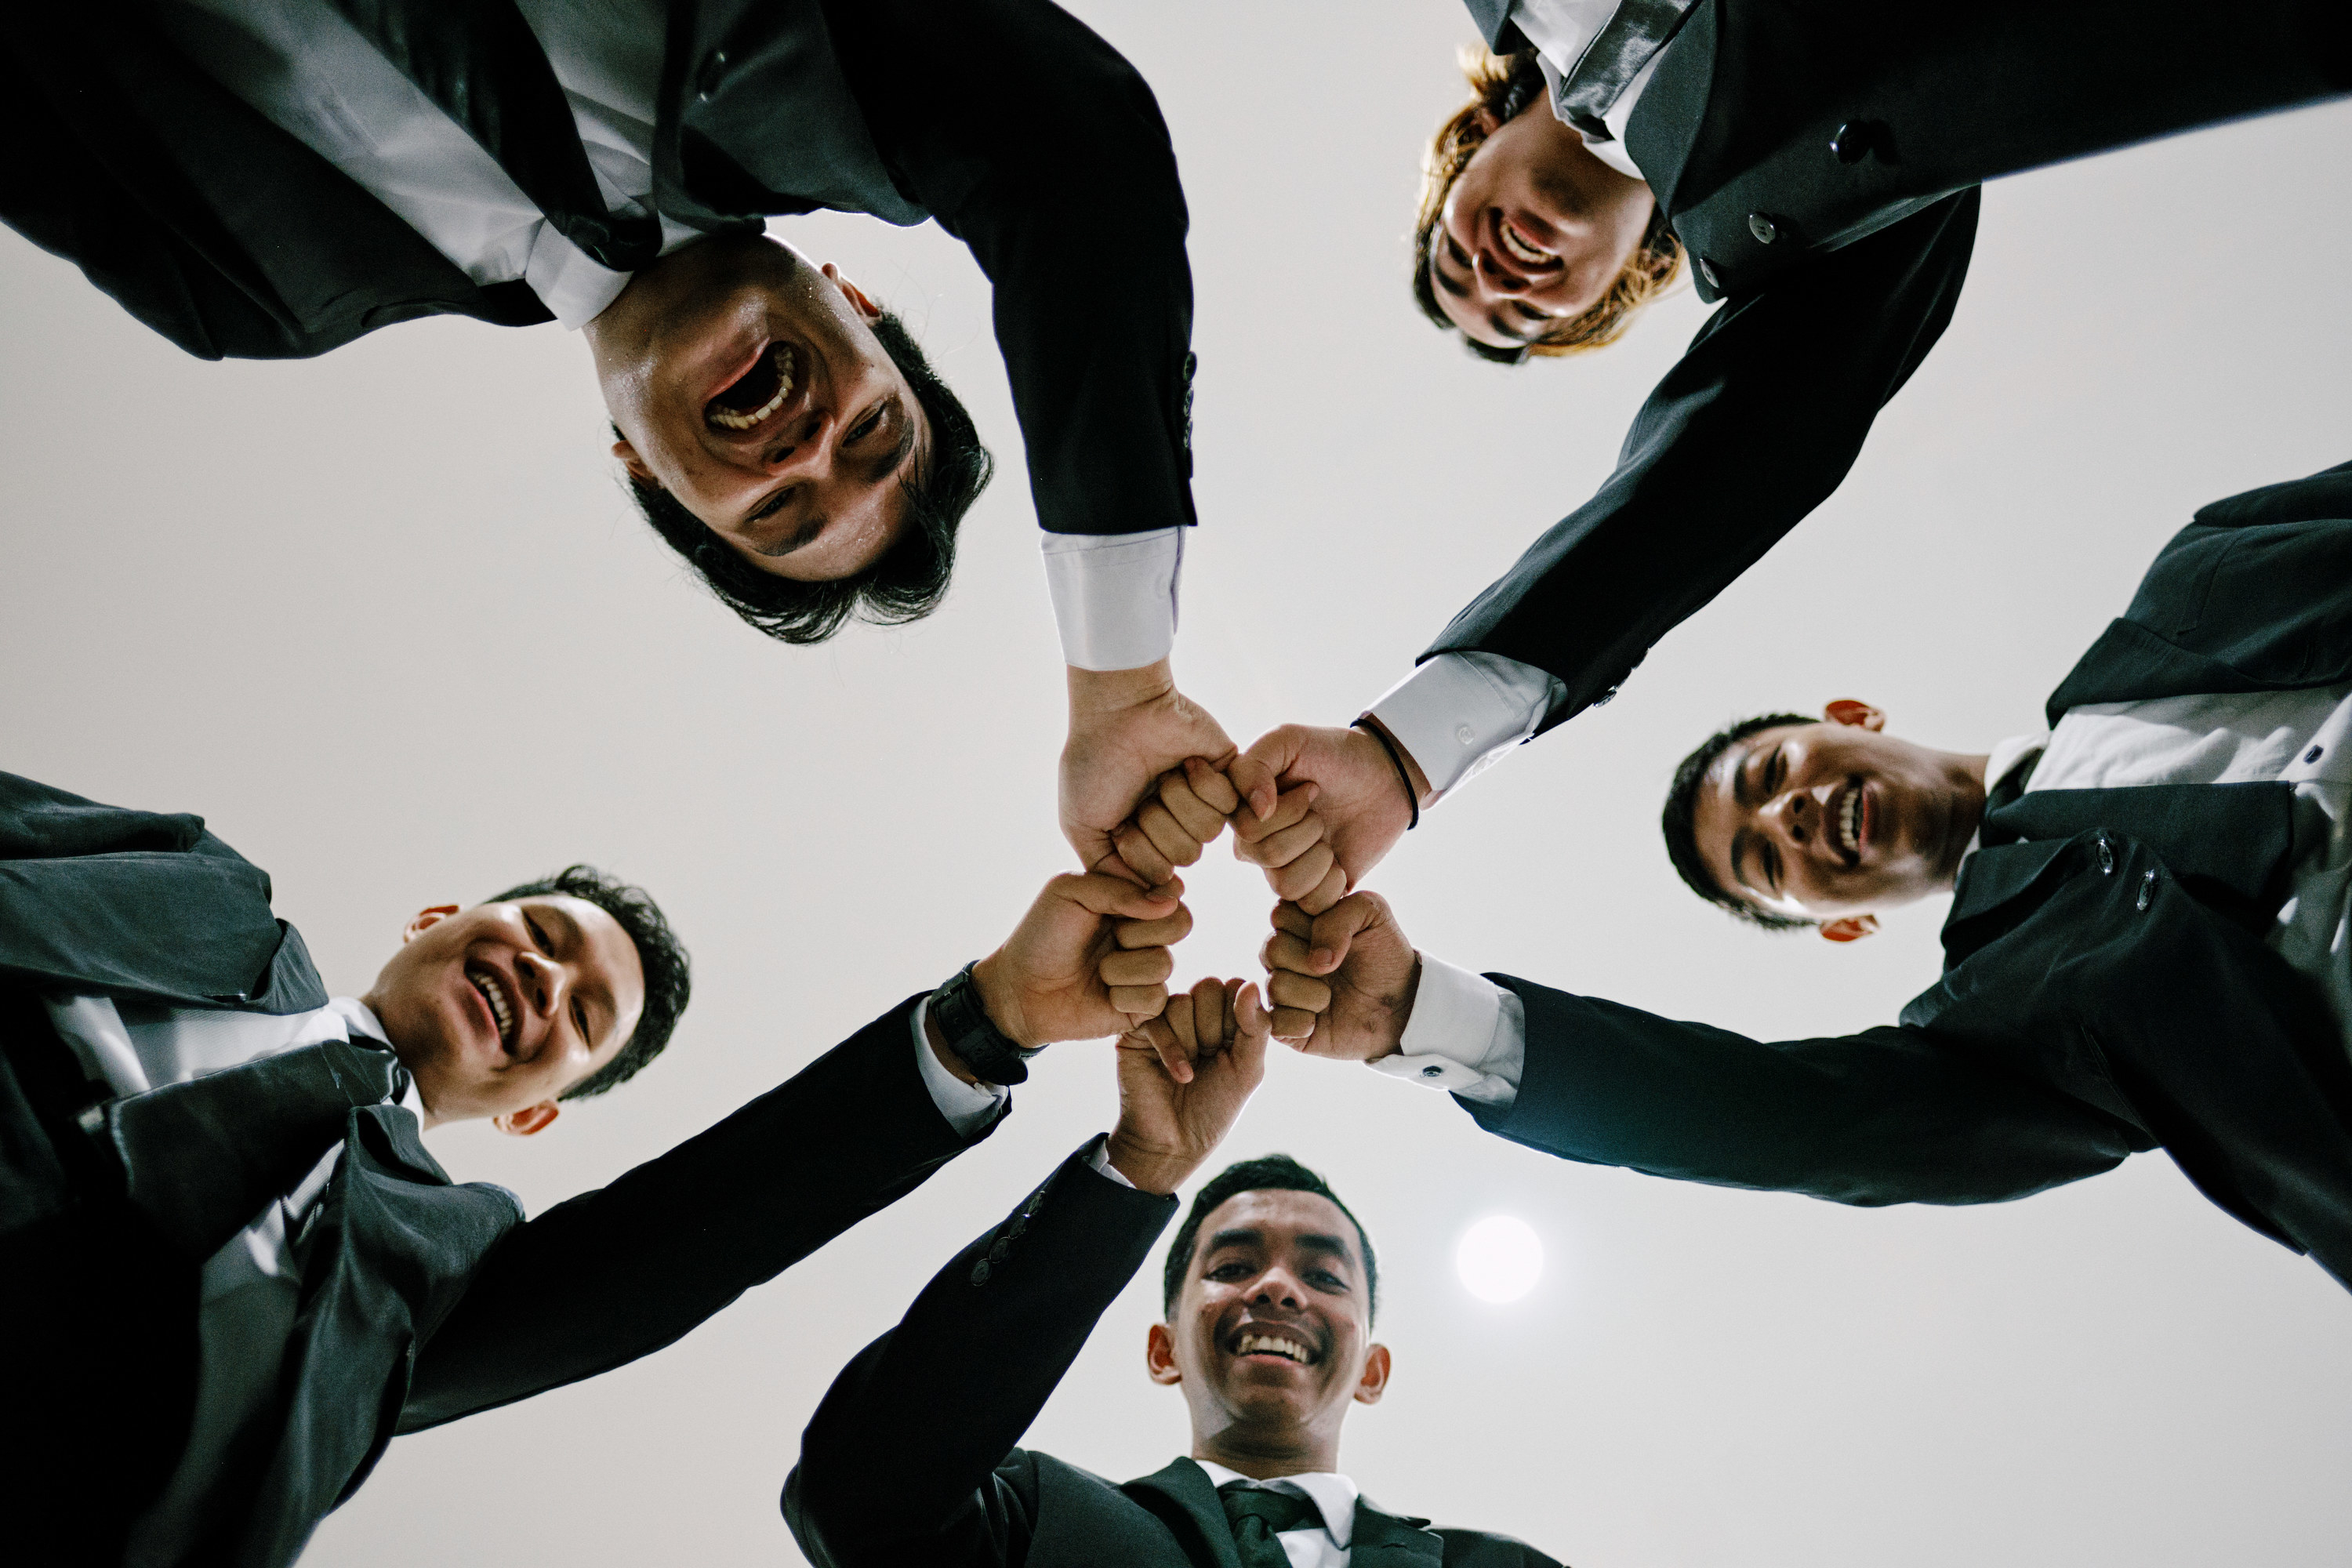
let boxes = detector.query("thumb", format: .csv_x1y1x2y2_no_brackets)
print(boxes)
1229,982,1272,1087
1058,870,1184,920
1306,892,1383,974
1236,727,1310,822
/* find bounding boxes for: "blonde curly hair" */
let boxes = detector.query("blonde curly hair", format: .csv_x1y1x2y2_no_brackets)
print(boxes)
1412,46,1683,364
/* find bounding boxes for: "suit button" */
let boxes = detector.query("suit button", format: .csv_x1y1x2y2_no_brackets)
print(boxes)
2095,833,2114,874
1697,256,1720,288
1830,122,1871,163
1455,724,1475,745
989,1239,1011,1262
970,1260,993,1287
2136,869,2158,913
1747,213,1778,245
2307,745,2325,764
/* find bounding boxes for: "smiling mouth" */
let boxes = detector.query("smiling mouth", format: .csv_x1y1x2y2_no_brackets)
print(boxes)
1232,1330,1316,1365
466,964,517,1054
1837,778,1864,860
706,343,797,432
1497,214,1556,268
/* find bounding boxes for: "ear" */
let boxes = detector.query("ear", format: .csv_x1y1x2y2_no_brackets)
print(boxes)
1817,915,1880,944
818,262,883,321
1823,699,1885,732
1472,107,1502,136
401,905,461,945
609,437,658,487
492,1101,561,1138
1145,1321,1184,1387
1352,1342,1392,1407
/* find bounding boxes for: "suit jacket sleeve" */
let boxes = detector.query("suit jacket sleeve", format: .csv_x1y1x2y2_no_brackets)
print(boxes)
785,1142,1178,1568
398,994,996,1431
826,0,1196,541
1425,191,1979,731
1466,972,2144,1206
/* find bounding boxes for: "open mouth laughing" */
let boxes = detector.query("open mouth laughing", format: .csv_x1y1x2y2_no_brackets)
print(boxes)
466,963,518,1054
1497,213,1555,267
706,342,797,433
1231,1328,1318,1366
1833,778,1867,862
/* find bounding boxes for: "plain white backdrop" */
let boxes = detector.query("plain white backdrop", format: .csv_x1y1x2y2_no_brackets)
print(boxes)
5,5,2350,1565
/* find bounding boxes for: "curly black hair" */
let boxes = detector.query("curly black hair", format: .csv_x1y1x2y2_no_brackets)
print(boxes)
1161,1153,1379,1324
1661,713,1819,932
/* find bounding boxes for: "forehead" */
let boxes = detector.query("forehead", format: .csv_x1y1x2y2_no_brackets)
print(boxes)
1194,1189,1362,1269
1691,724,1806,895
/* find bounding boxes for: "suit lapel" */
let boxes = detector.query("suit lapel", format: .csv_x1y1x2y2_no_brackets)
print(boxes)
1350,1498,1449,1567
1123,1459,1243,1568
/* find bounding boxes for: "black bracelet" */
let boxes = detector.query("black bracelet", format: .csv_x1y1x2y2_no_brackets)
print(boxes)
930,963,1044,1086
1351,717,1420,831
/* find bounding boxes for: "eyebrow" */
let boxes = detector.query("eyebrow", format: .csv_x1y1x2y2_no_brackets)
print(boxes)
1203,1228,1356,1269
1428,246,1535,346
539,903,615,1044
741,394,918,555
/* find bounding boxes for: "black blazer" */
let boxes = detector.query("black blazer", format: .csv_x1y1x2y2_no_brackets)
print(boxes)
1,0,1195,541
1438,0,2346,728
0,772,993,1568
785,1144,1563,1568
1453,465,2352,1288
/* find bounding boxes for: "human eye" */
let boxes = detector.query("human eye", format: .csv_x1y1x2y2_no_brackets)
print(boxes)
1768,746,1788,793
1206,1260,1251,1281
524,914,551,952
1308,1269,1346,1290
749,486,794,524
846,405,886,445
572,997,590,1042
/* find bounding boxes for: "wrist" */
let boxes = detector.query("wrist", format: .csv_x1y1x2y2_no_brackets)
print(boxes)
1105,1127,1197,1196
1069,659,1176,717
1354,713,1435,806
921,1004,983,1085
969,952,1042,1050
1370,953,1423,1061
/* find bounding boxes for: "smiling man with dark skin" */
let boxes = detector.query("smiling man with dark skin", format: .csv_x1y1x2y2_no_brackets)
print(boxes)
1240,463,2352,1299
787,982,1563,1568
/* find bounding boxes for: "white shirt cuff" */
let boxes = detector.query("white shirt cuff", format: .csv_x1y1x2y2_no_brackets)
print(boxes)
1085,1133,1138,1189
1367,955,1525,1109
911,997,1009,1138
1041,528,1184,671
1367,653,1562,802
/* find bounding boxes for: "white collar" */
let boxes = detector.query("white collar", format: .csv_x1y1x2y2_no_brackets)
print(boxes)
1958,731,2050,867
1193,1459,1359,1548
328,996,427,1121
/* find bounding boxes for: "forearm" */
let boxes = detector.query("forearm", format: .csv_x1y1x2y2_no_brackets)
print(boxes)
1426,191,1980,730
788,1142,1176,1557
403,995,983,1431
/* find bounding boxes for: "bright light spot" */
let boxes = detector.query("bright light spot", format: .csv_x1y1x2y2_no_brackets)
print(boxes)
1456,1215,1542,1304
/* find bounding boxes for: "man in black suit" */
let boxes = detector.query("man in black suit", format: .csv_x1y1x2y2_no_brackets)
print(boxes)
1185,0,2350,903
3,0,1255,874
0,768,1189,1566
787,978,1561,1567
1253,461,2352,1293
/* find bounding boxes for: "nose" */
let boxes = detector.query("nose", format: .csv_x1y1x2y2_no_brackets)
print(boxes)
1247,1268,1306,1312
760,406,833,477
1764,782,1841,854
1473,248,1532,297
514,949,568,1042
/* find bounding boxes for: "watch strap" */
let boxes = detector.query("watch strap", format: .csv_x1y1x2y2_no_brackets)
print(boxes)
931,962,1043,1086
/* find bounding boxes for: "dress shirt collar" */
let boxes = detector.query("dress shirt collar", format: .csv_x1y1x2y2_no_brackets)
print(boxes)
1194,1459,1359,1548
1958,731,2049,866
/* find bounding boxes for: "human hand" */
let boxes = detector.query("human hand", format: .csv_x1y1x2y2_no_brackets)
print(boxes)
1062,662,1271,884
970,873,1192,1050
1258,892,1419,1059
1103,757,1246,887
1108,977,1272,1193
1230,724,1422,914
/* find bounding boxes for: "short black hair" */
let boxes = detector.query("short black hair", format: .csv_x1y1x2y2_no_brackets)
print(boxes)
1161,1153,1379,1324
487,865,691,1099
1661,713,1819,932
622,310,994,644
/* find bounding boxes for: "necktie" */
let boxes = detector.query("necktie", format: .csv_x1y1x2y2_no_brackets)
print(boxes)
1218,1482,1323,1568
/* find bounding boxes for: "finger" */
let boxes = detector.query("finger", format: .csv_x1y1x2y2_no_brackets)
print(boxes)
1269,1005,1318,1042
1088,848,1153,889
1294,861,1351,918
1156,991,1198,1083
1189,975,1229,1056
1178,756,1243,819
1134,800,1206,869
1308,892,1387,973
1109,819,1178,887
1101,946,1176,990
1231,782,1320,848
1260,930,1316,977
1238,813,1327,872
1115,904,1194,950
1109,982,1171,1020
1265,842,1337,903
1234,980,1271,1043
1271,901,1312,941
1229,983,1272,1085
1160,766,1232,845
1055,870,1184,920
1237,728,1312,821
1266,969,1331,1014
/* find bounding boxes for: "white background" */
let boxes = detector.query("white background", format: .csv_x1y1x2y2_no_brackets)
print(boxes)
5,5,2350,1565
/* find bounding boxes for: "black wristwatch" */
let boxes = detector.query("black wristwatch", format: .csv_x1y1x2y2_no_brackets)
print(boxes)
929,962,1044,1086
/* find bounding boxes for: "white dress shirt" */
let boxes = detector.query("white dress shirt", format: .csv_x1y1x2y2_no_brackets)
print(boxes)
1507,0,1664,180
1367,653,1564,802
1195,1460,1362,1568
1377,682,2352,1109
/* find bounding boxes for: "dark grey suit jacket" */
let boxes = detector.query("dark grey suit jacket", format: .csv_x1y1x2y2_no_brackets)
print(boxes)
1457,464,2352,1288
1436,0,2347,729
786,1145,1563,1567
1,0,1196,541
0,773,993,1567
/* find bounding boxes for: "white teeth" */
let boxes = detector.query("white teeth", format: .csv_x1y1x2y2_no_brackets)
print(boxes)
1498,219,1550,265
1236,1332,1310,1363
471,970,514,1047
1840,789,1860,854
707,344,796,430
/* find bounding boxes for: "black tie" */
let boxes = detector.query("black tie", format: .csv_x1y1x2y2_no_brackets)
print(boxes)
1218,1483,1322,1568
327,0,663,270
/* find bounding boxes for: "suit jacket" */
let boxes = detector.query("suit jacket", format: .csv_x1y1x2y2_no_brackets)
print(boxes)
0,772,992,1568
1,0,1195,540
1455,465,2352,1287
785,1145,1562,1568
1436,0,2345,728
